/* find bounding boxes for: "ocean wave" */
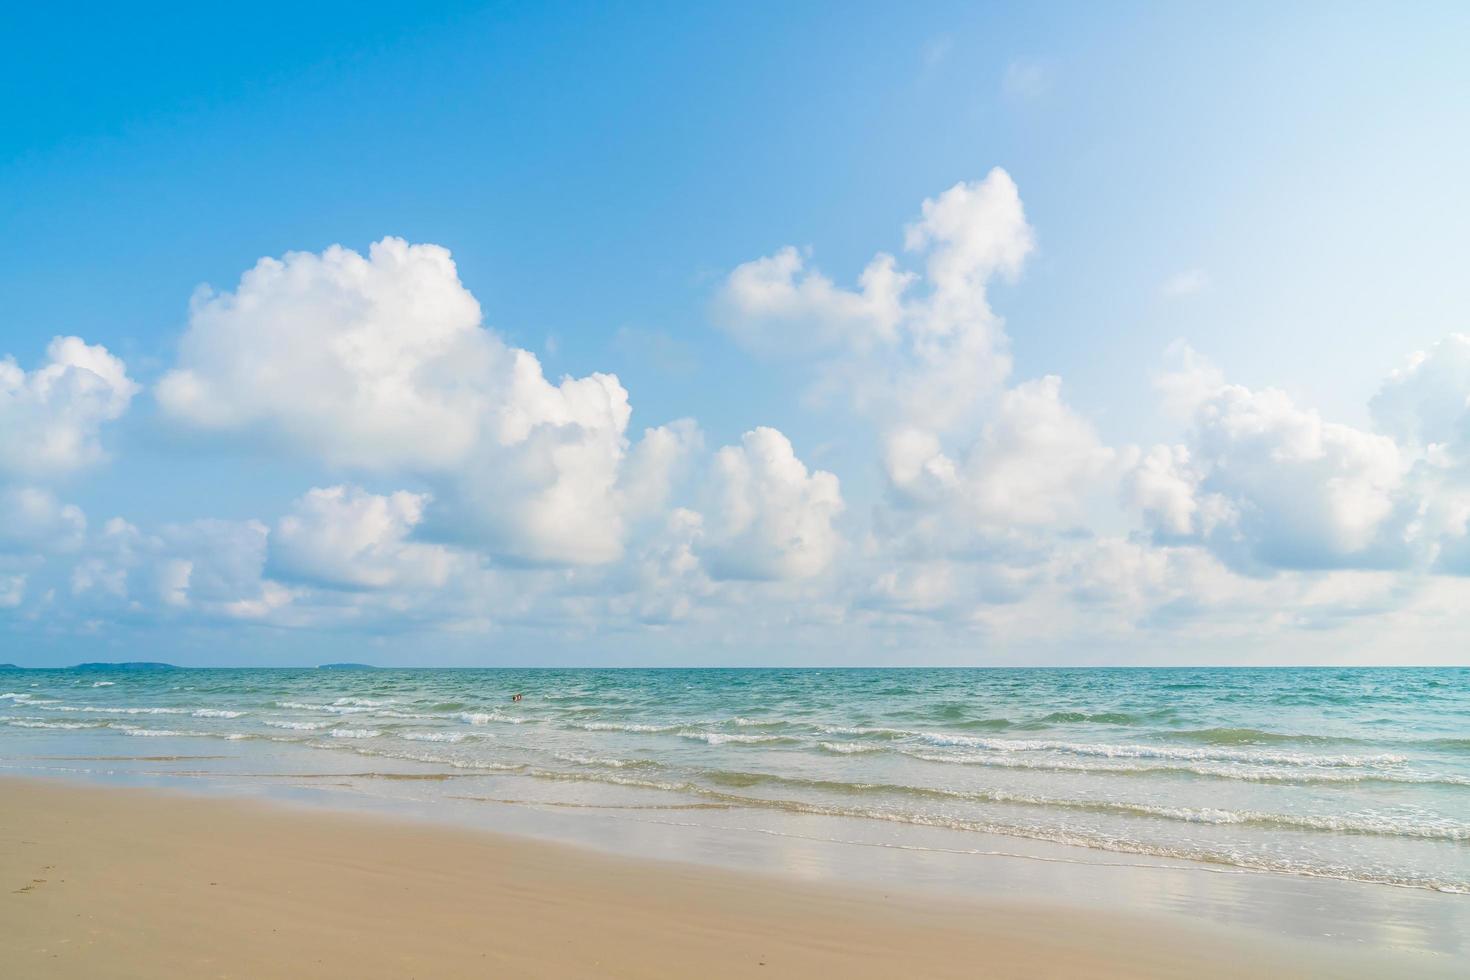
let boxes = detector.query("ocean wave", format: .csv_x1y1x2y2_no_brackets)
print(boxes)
818,741,885,754
1166,727,1362,747
277,701,375,714
330,729,381,739
340,744,527,772
553,753,663,769
110,725,211,738
263,719,332,731
333,697,394,707
907,733,1408,767
575,721,682,734
7,719,101,730
192,708,246,718
546,764,1470,844
37,705,190,715
92,681,115,687
817,725,908,738
399,731,470,743
510,763,1470,886
899,750,1470,787
1037,711,1138,725
458,711,525,725
680,731,789,746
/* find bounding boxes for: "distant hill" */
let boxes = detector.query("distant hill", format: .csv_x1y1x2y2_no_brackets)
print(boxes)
318,662,378,670
72,662,178,671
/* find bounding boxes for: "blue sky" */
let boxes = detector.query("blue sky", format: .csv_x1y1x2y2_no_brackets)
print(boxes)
3,2,1470,665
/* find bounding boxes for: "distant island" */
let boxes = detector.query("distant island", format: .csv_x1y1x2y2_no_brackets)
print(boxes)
318,663,378,670
72,662,178,671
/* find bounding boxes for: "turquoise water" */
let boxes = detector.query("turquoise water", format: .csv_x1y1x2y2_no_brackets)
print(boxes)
3,666,1469,894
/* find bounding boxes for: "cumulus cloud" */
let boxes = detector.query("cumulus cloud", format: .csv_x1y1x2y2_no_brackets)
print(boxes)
269,486,457,591
702,427,844,581
1135,345,1412,571
11,170,1470,660
0,486,87,554
156,237,690,567
941,377,1113,524
0,336,138,478
68,516,289,620
1369,335,1470,574
157,239,489,468
721,171,1117,577
718,168,1031,432
1371,334,1470,450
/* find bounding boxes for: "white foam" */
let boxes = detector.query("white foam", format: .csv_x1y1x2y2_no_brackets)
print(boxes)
399,731,469,743
192,708,246,718
330,729,381,739
908,732,1409,768
110,725,207,737
38,705,189,715
458,711,524,725
553,753,655,769
263,719,332,731
332,697,394,707
278,701,374,714
92,681,115,687
575,721,680,733
680,731,782,745
818,741,885,754
7,719,97,730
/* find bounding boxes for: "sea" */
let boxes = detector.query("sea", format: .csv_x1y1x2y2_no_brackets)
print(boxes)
3,666,1469,907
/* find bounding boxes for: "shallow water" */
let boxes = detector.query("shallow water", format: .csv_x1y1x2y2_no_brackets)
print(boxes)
3,666,1469,899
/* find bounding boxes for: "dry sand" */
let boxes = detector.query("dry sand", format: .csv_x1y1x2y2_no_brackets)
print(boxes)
0,777,1453,978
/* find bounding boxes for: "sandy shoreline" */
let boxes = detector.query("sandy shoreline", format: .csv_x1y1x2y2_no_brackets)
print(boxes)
0,777,1456,978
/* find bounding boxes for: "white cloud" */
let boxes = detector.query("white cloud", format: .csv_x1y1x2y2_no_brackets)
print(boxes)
1160,268,1209,297
0,486,87,554
269,486,456,591
10,172,1470,662
717,247,912,355
1371,333,1470,450
1143,345,1411,571
1002,59,1050,102
0,336,138,478
156,237,689,567
0,574,23,609
718,168,1032,432
157,239,489,469
885,376,1117,530
702,427,844,581
1369,334,1470,574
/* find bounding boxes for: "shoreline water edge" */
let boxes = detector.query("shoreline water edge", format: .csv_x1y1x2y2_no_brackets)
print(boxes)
2,665,1467,971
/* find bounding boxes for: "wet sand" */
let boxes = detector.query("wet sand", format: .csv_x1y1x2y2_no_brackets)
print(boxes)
0,777,1454,978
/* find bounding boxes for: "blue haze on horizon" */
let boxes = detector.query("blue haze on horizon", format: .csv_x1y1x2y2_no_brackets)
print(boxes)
2,2,1469,666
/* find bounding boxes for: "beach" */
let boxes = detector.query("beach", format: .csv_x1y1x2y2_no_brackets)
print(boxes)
2,777,1454,979
3,667,1468,976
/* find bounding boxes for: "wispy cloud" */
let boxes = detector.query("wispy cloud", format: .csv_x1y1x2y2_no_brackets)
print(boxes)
922,35,952,70
1002,59,1050,102
1160,268,1209,297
